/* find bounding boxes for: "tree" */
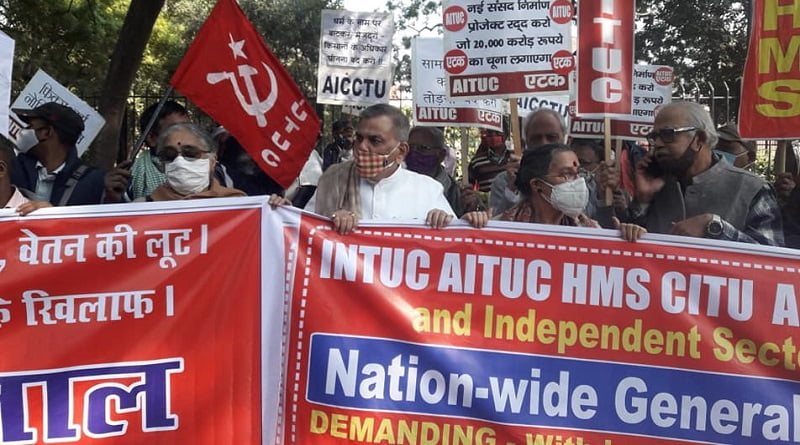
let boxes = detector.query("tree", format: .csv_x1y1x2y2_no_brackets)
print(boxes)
92,0,166,170
634,0,749,122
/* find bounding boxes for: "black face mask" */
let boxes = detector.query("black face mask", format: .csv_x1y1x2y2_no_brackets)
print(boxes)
659,135,698,177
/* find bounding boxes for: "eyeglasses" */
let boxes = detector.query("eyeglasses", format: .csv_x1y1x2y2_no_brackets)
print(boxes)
154,145,211,169
545,168,588,183
646,126,697,144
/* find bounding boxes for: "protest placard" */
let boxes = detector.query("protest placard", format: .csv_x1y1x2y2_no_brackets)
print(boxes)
8,69,105,156
570,65,674,140
0,31,14,139
412,37,504,131
575,0,635,118
317,10,394,106
442,0,574,99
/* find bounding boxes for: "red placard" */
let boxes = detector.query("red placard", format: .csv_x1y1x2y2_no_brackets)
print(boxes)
171,0,321,188
576,0,635,118
739,0,800,139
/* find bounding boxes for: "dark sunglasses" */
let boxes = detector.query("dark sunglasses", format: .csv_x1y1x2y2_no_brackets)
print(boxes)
646,126,697,144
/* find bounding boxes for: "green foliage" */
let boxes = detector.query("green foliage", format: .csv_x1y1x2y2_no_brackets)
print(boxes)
635,0,749,103
1,0,128,99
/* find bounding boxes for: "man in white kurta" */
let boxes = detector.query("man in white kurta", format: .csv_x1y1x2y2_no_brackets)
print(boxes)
311,104,457,234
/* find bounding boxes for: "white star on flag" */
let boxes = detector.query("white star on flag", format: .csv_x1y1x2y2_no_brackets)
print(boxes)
228,33,247,59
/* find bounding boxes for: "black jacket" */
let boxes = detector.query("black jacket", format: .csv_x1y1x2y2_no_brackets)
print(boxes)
12,147,106,206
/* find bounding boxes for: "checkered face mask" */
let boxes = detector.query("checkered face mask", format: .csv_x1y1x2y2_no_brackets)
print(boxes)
355,143,400,178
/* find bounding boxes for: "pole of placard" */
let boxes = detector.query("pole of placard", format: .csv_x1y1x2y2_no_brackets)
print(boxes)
128,86,174,162
603,117,613,205
510,99,522,155
460,128,470,186
776,140,787,175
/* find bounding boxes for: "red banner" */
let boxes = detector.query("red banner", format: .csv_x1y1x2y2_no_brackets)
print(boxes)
576,0,635,118
739,0,800,139
0,199,280,444
171,0,320,188
284,212,800,445
4,201,800,444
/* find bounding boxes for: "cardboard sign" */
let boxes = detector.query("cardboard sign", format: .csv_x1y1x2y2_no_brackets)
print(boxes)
9,69,105,155
316,10,394,106
442,0,574,99
413,37,504,130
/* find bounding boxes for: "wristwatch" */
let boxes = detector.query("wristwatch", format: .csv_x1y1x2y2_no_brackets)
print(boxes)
706,214,724,238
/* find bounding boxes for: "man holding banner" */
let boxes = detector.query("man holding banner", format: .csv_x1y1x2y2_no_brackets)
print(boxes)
10,102,120,210
311,103,489,234
630,101,783,246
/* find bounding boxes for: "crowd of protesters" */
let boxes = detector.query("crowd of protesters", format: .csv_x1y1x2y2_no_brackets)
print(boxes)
2,99,797,248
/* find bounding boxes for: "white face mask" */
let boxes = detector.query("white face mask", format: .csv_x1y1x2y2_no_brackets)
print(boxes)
542,177,589,218
165,155,211,195
15,129,40,153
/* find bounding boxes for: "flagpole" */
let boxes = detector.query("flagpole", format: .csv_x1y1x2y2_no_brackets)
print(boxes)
128,86,175,161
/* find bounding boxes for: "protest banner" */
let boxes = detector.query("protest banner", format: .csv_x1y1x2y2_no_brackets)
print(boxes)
317,10,394,106
739,0,800,139
171,0,320,189
441,0,574,99
282,212,800,445
575,0,635,118
0,31,13,139
0,197,285,444
8,69,105,156
412,37,503,131
570,65,674,140
4,198,800,444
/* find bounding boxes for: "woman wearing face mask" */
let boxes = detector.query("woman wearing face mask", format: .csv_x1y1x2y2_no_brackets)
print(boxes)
138,122,245,201
497,143,646,242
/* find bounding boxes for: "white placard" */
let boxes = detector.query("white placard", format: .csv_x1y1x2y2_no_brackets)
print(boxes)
316,10,394,106
9,69,105,155
0,31,14,139
442,0,574,99
569,65,674,140
412,37,504,130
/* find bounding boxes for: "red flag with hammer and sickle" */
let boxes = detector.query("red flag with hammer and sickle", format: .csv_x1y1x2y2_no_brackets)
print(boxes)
171,0,320,189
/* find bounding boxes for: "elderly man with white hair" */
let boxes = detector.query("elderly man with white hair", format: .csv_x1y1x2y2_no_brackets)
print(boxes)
630,101,783,246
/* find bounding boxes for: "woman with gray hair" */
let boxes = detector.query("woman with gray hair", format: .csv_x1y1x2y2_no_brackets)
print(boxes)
138,122,245,201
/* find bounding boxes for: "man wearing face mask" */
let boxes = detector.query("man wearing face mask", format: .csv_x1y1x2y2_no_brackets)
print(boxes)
11,102,115,207
305,104,488,234
714,123,756,169
468,127,511,194
322,119,355,171
630,101,782,246
405,126,464,216
138,122,245,201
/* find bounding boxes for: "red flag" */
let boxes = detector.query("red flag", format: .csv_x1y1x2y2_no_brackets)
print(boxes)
171,0,320,189
739,0,800,139
575,0,635,118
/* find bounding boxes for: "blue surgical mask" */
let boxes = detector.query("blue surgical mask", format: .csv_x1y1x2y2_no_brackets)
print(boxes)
714,149,744,166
